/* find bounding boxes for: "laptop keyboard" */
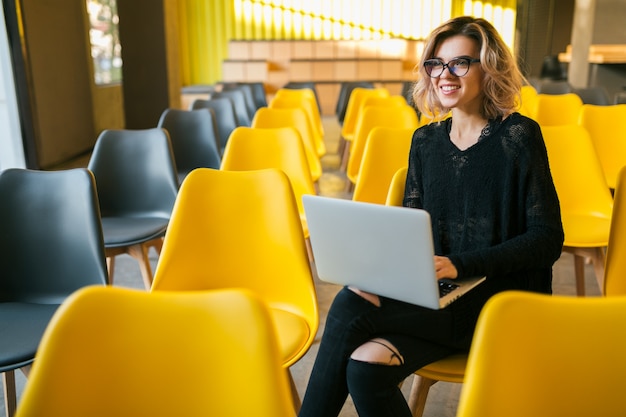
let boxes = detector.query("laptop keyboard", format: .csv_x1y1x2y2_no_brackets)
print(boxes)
438,280,460,298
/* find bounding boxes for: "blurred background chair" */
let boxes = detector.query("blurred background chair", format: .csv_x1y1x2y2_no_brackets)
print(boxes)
271,88,326,158
221,83,258,120
603,166,626,296
533,93,583,126
335,81,375,128
157,108,221,184
0,168,107,417
518,85,538,118
211,89,253,127
456,291,626,417
191,97,239,155
352,127,414,204
541,125,613,295
14,286,294,417
578,104,626,191
88,128,179,289
345,104,419,191
536,80,573,95
150,168,318,413
220,126,317,239
283,81,321,112
251,106,323,185
573,86,611,105
383,166,468,417
539,55,568,81
339,87,390,170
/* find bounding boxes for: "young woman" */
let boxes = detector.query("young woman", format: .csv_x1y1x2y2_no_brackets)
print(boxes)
298,16,564,417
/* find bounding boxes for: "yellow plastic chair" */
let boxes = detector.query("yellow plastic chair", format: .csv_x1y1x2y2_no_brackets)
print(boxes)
542,125,613,295
251,106,322,183
274,88,325,152
352,127,414,204
385,166,408,207
578,104,626,190
518,84,538,118
14,286,294,417
150,168,319,412
346,105,419,190
221,126,316,238
534,93,583,126
340,87,390,169
457,291,626,417
384,166,468,417
604,165,626,296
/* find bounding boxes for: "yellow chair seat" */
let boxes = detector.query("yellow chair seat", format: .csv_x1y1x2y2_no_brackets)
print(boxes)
414,354,467,382
561,214,610,247
271,308,311,366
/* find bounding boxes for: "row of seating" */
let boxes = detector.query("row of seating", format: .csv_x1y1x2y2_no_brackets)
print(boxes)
0,166,318,416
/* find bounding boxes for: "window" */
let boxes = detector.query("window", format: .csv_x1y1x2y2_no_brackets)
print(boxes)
86,0,122,84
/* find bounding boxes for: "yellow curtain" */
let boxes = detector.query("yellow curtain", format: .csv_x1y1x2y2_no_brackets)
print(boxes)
177,0,516,85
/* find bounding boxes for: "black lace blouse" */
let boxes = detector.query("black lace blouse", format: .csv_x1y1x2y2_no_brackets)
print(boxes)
403,113,564,294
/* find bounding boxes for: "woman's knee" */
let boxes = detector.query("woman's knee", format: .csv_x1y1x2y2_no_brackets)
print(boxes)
350,338,404,365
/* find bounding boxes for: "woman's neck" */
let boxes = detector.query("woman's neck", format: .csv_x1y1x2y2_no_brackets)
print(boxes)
448,111,489,151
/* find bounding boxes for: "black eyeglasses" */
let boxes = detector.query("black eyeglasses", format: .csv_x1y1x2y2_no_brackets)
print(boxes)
423,58,481,78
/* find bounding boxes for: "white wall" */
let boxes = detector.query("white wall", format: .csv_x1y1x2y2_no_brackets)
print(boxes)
0,0,26,170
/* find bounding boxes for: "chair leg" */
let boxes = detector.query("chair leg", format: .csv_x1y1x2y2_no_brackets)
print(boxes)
106,256,116,285
340,141,350,172
127,243,154,290
407,374,437,417
288,368,301,414
3,370,17,417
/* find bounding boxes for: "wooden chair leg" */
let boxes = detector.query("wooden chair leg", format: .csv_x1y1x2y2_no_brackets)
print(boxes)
106,256,116,285
3,370,17,417
340,141,351,172
408,374,437,417
127,243,153,290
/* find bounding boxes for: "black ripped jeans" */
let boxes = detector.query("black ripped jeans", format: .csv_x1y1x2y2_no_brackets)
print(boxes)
298,286,486,417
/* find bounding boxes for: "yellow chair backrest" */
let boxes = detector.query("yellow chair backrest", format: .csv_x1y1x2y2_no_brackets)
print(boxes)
151,168,318,367
518,84,538,118
251,106,322,182
272,89,326,156
578,104,626,189
361,95,408,108
352,127,413,205
541,125,613,244
15,286,294,417
605,166,626,296
385,166,408,207
341,87,390,141
457,291,626,417
346,105,418,185
221,126,316,236
534,93,583,126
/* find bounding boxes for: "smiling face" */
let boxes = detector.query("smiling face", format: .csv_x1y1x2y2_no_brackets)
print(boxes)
430,35,484,115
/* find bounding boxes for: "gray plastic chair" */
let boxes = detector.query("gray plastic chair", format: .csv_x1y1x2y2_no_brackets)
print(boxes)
0,168,108,417
191,97,239,155
211,89,252,127
157,108,221,183
87,128,179,289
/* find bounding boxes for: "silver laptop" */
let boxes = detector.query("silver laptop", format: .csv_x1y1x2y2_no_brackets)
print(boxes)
302,195,486,309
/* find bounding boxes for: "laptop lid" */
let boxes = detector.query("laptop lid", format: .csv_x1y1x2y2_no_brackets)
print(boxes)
302,195,485,309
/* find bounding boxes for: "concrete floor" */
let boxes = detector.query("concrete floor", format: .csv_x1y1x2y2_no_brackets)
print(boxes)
1,115,602,417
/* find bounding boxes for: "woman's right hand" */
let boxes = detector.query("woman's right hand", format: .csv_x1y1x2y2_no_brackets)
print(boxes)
434,256,458,279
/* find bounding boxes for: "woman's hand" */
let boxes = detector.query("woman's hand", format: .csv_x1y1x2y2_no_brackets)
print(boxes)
434,256,458,279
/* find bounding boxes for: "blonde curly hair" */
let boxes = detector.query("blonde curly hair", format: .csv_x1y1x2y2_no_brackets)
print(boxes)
413,16,525,121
